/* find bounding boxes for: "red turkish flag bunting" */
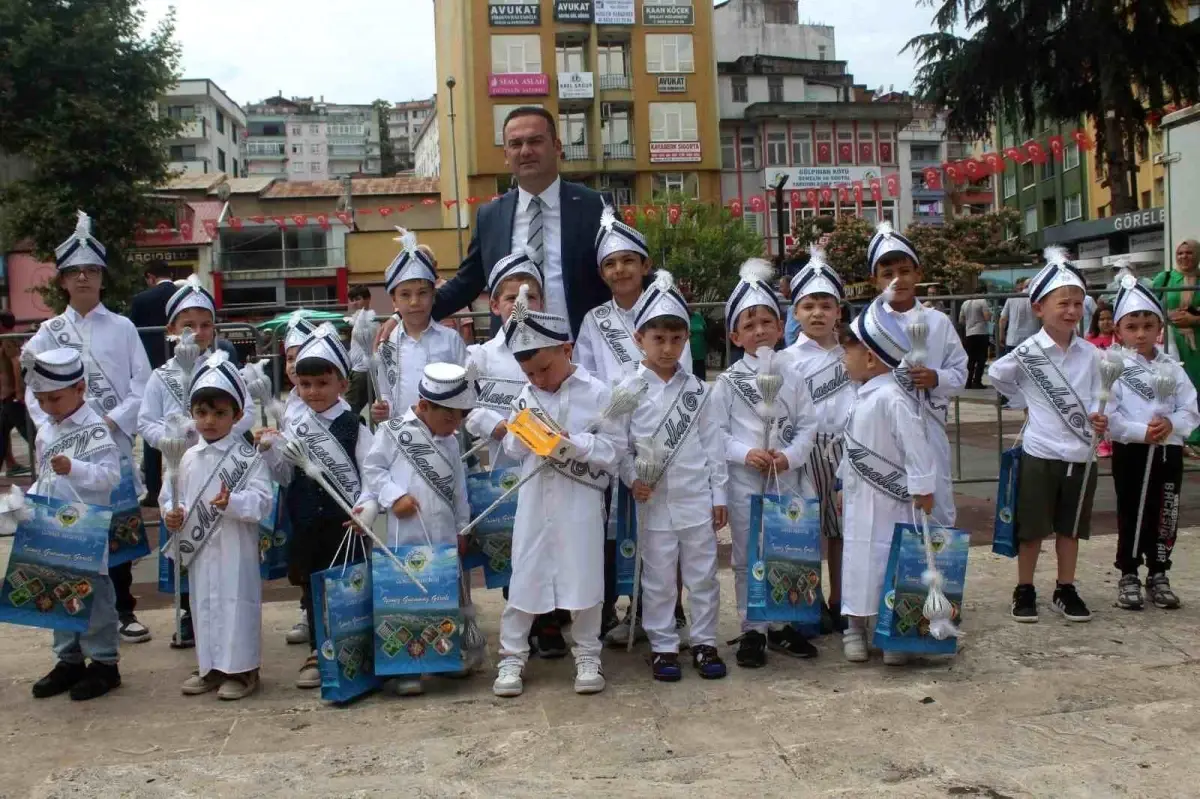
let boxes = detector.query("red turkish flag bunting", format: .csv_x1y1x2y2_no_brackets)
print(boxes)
643,206,659,220
885,173,900,197
229,217,243,230
378,207,393,217
667,204,681,224
466,196,479,205
859,142,874,164
805,189,819,210
316,214,330,230
444,200,457,209
202,220,217,238
421,198,436,206
1024,140,1047,165
838,143,854,163
335,211,352,226
1003,146,1027,164
397,203,413,213
748,195,765,213
945,161,966,184
868,177,882,201
357,208,374,215
852,181,864,206
1048,135,1065,161
179,222,193,240
816,142,832,163
964,160,982,181
789,190,802,207
291,214,308,226
623,207,638,224
923,167,942,191
249,215,265,225
819,186,833,205
984,152,1006,173
270,216,287,228
1072,129,1094,150
879,142,893,163
838,185,851,205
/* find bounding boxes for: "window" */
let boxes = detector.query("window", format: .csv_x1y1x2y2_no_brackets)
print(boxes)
721,135,735,168
232,158,239,177
878,131,895,163
558,111,588,147
649,102,697,141
309,124,320,135
791,131,812,166
768,77,784,103
166,105,196,121
556,44,585,74
1065,193,1082,221
1041,158,1056,181
1023,206,1038,235
217,148,226,172
311,162,323,172
836,130,853,164
1042,197,1057,226
1097,204,1109,219
597,43,627,76
216,111,225,134
1021,162,1035,188
310,143,321,154
816,131,833,164
168,145,196,161
1064,141,1080,170
765,131,787,166
291,126,301,136
602,107,630,145
1191,0,1200,21
286,285,337,306
1142,190,1152,210
291,144,302,155
743,213,761,234
740,135,757,170
1155,176,1165,205
817,45,827,60
1003,173,1017,198
858,130,874,164
492,103,544,146
491,35,541,74
731,77,748,103
646,34,694,73
291,161,305,173
652,172,700,200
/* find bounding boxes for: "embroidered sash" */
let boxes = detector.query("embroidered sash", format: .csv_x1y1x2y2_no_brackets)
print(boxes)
516,389,610,492
381,418,457,510
291,409,362,506
173,442,261,567
377,333,399,393
474,375,526,413
1013,343,1093,445
590,303,639,369
892,365,949,428
806,360,851,406
843,431,912,503
38,423,115,474
719,368,796,446
1118,359,1156,403
647,377,709,476
157,363,187,408
46,313,121,413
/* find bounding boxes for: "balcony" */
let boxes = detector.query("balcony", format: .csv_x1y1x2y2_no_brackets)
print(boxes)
562,144,593,162
598,73,633,91
244,143,286,159
328,145,367,157
176,118,208,140
913,213,945,226
604,143,634,160
169,158,210,176
911,185,944,200
220,247,344,280
909,158,941,170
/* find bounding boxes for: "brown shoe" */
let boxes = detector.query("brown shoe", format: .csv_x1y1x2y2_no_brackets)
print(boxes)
296,653,321,689
218,670,260,700
181,670,223,696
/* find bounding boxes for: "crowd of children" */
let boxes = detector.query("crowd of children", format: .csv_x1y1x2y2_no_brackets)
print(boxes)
14,208,1196,704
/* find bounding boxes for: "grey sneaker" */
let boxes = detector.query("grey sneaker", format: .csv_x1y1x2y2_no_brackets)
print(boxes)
1146,573,1181,609
1115,574,1144,610
285,620,310,645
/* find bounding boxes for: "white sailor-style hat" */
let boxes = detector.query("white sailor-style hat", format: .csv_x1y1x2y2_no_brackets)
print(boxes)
850,282,911,369
22,347,85,393
1112,267,1164,323
488,246,544,297
790,246,845,304
189,351,248,411
1028,246,1087,304
632,270,689,330
725,258,780,331
295,322,351,378
166,275,216,324
418,362,477,411
284,312,317,351
595,205,650,266
385,227,437,293
55,211,107,272
504,284,572,355
867,221,919,274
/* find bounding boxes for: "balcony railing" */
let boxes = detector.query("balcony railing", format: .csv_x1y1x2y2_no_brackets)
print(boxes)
176,119,207,139
562,144,592,162
604,143,634,160
245,144,286,158
913,213,945,225
220,247,344,273
328,145,366,157
598,73,633,91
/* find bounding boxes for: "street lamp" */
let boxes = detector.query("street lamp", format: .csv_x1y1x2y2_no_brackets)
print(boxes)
772,174,789,267
446,76,464,262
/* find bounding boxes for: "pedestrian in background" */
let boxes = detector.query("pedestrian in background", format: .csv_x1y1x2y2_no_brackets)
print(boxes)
958,287,992,389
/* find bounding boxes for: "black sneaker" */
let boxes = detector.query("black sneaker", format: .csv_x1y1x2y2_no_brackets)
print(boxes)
31,661,87,699
600,605,620,639
119,615,152,644
1011,584,1039,623
1052,583,1092,622
692,645,727,679
767,626,819,658
69,661,121,701
819,602,848,635
170,612,195,649
534,624,569,659
651,652,683,682
733,631,767,668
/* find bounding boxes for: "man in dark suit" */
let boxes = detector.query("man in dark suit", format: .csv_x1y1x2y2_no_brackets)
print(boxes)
128,259,177,505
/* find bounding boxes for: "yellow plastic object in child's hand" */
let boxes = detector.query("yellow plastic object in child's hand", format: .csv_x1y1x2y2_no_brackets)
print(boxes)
507,408,564,458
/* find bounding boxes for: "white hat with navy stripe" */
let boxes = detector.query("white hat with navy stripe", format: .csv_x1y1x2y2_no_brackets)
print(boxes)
418,362,477,411
504,284,572,355
385,227,437,293
55,211,107,272
488,247,544,297
789,245,846,304
867,221,919,274
23,347,85,393
632,269,689,329
166,275,216,324
595,205,649,266
189,351,248,411
1112,266,1164,323
725,258,780,331
1028,246,1087,304
850,282,911,369
284,312,317,350
296,322,351,378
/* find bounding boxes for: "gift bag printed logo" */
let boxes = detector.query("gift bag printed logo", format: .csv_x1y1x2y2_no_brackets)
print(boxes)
746,494,824,624
56,505,81,527
372,544,463,675
874,522,970,655
467,468,519,589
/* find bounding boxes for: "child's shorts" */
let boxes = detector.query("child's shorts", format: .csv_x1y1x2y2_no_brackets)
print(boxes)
1016,453,1098,541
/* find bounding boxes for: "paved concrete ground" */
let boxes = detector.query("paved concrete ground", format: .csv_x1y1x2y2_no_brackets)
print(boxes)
2,529,1199,798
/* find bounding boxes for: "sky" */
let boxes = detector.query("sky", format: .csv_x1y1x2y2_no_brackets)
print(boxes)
140,0,934,107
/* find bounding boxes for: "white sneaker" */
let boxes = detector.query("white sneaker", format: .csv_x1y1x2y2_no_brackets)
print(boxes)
842,628,868,663
392,678,424,696
285,619,309,645
574,655,605,694
493,657,524,697
882,650,909,667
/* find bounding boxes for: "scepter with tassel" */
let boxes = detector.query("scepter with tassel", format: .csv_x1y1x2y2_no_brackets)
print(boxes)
626,438,666,652
1132,365,1177,561
160,413,195,646
1072,348,1125,538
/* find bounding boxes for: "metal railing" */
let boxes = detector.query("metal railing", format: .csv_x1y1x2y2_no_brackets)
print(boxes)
598,73,633,91
562,144,592,162
603,143,635,160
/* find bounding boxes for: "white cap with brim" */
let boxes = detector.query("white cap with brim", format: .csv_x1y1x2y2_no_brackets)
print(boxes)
850,287,911,369
790,246,845,304
488,247,544,297
166,275,216,324
595,205,650,266
23,347,85,393
189,351,248,411
632,270,689,330
55,211,107,272
1028,246,1087,304
284,312,317,350
504,284,572,355
296,322,351,378
1113,271,1164,323
385,227,437,293
867,221,919,274
419,362,477,411
725,259,780,332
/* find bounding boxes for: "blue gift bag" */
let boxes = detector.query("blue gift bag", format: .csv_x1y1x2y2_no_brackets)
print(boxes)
466,468,519,589
372,544,463,676
614,482,638,597
873,522,969,655
993,446,1022,558
258,485,292,581
107,454,150,567
311,557,381,704
746,493,824,625
157,520,189,595
0,495,113,633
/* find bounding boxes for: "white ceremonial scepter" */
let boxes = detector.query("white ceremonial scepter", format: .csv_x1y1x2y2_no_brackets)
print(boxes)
351,310,381,426
626,438,667,653
1132,364,1178,560
1072,348,1125,538
917,509,958,641
241,360,286,428
457,374,648,538
754,347,784,556
172,327,202,386
904,303,929,421
160,413,195,646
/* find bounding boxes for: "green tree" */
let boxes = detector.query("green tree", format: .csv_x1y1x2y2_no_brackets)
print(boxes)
0,0,181,312
906,0,1200,214
637,192,764,305
786,214,875,282
906,207,1030,291
373,99,399,176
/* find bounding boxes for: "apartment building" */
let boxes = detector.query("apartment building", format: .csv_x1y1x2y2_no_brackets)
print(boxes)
896,106,994,229
413,114,441,178
388,96,436,170
433,0,723,226
244,95,382,181
160,79,246,177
